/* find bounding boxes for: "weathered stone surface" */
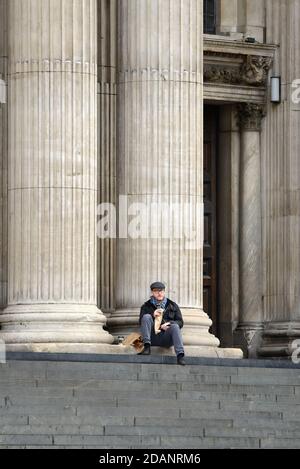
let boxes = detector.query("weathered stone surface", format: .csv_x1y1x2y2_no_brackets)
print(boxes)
104,0,242,358
0,359,299,449
0,0,114,352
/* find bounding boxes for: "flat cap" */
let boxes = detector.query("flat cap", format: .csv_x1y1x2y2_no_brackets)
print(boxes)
150,281,166,290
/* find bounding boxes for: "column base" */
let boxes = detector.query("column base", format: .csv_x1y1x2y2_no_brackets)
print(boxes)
258,321,300,358
234,322,264,358
0,304,115,353
108,307,221,348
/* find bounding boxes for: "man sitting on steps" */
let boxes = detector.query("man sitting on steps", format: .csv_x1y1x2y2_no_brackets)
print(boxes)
138,282,186,366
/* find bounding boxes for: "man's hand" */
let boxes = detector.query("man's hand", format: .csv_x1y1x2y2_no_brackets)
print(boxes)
154,309,163,318
160,322,171,331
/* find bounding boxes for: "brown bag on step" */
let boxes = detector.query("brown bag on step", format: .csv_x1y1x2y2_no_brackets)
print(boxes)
122,332,144,353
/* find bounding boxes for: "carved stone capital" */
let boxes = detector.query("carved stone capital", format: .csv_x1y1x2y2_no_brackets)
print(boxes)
237,103,266,131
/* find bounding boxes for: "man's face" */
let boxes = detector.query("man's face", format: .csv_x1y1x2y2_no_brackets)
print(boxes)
151,289,165,302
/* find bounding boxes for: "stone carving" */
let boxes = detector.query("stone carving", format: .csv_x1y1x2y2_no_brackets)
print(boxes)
244,330,257,347
237,103,267,131
240,55,273,86
204,66,241,84
204,54,273,87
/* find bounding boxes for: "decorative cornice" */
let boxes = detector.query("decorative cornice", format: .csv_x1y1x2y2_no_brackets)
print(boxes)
203,35,278,57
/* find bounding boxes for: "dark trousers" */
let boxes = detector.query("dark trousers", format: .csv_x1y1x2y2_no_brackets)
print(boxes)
140,314,185,356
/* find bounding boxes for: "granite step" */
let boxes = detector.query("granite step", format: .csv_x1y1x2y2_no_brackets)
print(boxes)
0,355,299,449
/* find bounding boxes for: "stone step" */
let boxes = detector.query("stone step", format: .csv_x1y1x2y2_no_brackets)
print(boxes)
3,388,278,404
105,424,300,439
24,414,300,431
203,426,300,439
2,423,300,440
1,357,300,449
1,377,297,397
179,382,296,395
5,360,299,381
134,416,300,431
0,404,284,420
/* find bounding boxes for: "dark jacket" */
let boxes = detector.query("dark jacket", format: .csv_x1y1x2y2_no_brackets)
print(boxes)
139,298,184,329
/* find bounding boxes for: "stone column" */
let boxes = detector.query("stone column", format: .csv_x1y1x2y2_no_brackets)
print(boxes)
97,0,117,317
216,0,241,38
259,0,300,358
236,103,265,357
217,106,240,347
237,0,265,43
0,0,115,353
216,0,265,41
0,0,8,311
108,0,231,356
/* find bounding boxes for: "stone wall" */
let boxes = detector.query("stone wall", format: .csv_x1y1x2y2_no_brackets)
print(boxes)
0,0,7,311
216,0,265,42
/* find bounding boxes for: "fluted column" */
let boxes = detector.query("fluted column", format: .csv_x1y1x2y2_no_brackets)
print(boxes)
236,104,265,358
259,0,300,357
108,0,221,354
0,0,114,352
0,0,8,311
217,106,240,347
97,0,117,316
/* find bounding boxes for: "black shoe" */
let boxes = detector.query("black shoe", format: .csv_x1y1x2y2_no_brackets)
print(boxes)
177,353,186,366
138,343,151,355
